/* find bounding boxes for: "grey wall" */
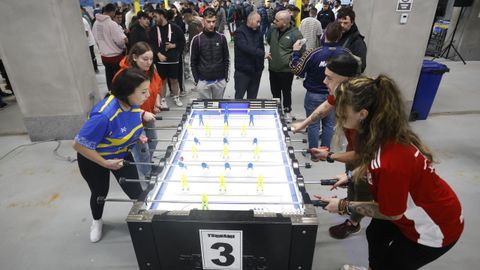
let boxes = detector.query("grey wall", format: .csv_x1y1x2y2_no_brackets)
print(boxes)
455,0,480,61
354,0,439,111
0,0,99,141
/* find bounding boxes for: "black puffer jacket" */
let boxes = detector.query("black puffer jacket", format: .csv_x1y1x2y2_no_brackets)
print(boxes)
338,23,367,72
190,31,230,82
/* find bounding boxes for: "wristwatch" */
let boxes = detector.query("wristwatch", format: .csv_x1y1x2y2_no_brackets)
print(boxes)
326,152,335,163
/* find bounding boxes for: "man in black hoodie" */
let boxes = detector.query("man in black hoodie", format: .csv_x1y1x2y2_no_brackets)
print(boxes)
149,8,186,108
336,7,367,72
190,7,230,99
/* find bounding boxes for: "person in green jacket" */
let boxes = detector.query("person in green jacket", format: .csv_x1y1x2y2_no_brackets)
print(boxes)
266,10,304,119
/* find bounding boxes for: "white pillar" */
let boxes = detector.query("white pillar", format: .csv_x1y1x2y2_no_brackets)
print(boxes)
0,0,100,141
354,0,439,111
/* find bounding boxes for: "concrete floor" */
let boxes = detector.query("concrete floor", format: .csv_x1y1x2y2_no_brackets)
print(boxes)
0,42,479,269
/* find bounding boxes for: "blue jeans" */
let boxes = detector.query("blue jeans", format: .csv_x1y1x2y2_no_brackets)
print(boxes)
304,91,334,149
131,121,158,177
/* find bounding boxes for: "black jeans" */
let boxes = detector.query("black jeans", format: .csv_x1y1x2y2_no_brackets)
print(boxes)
77,153,143,220
269,70,294,112
103,60,121,91
367,218,457,270
234,70,262,99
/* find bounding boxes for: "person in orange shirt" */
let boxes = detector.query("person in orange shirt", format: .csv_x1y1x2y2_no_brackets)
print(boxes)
115,41,162,177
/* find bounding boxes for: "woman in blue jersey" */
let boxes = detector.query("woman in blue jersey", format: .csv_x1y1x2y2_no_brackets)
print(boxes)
73,68,151,243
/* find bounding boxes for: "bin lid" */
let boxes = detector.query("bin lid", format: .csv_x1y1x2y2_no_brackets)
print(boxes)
422,60,450,73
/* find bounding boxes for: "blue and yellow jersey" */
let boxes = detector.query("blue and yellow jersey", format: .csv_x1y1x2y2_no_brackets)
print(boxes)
74,95,143,159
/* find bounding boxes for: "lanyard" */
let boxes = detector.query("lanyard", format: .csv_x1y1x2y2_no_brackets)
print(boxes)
157,23,172,47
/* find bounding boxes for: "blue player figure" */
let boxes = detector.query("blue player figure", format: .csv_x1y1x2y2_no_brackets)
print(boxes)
178,160,187,170
194,137,201,145
201,162,209,171
247,162,254,171
224,162,231,171
199,113,204,126
252,138,258,145
249,112,254,126
224,104,229,115
224,113,229,126
223,137,229,145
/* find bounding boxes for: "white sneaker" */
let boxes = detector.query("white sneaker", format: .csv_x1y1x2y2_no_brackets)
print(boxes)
160,98,169,110
340,265,367,270
90,219,103,243
173,96,183,107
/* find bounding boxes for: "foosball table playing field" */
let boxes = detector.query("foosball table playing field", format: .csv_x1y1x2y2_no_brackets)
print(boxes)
115,99,324,270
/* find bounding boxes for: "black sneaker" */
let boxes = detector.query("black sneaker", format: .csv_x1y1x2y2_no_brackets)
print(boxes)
329,219,361,239
0,102,7,109
0,91,12,97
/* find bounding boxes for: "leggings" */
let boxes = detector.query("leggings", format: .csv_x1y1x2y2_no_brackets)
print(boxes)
367,218,457,270
77,153,143,220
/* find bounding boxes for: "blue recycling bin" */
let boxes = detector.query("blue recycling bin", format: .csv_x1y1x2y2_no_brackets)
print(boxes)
411,60,449,120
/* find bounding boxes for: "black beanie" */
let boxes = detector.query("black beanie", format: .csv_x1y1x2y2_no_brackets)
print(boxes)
326,52,361,77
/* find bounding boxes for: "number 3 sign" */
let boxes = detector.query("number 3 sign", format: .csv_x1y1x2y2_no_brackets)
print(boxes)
199,230,243,270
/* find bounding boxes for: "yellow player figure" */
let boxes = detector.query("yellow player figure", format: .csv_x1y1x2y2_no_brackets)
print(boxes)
222,145,230,160
257,175,264,192
253,145,261,160
201,193,208,210
181,173,189,191
241,123,247,137
186,124,193,135
219,175,227,192
191,145,199,158
205,123,211,136
223,123,228,136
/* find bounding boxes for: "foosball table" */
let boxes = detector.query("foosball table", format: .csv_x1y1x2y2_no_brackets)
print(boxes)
124,99,320,270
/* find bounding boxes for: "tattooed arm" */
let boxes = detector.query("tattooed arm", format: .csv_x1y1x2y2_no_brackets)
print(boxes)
348,201,402,221
318,197,402,221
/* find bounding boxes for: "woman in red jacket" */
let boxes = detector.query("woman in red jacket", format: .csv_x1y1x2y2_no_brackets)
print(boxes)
115,41,162,177
320,75,464,270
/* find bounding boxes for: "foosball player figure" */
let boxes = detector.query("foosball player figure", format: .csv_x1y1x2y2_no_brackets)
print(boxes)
201,162,209,171
194,137,201,145
224,162,231,171
252,137,258,145
249,112,254,126
219,175,227,192
241,124,247,137
253,145,261,160
178,160,187,170
222,145,230,160
223,137,229,145
191,145,199,158
181,173,189,191
247,162,254,176
199,114,204,126
256,175,264,192
186,124,193,135
205,123,211,136
223,123,228,136
201,193,208,210
224,113,229,126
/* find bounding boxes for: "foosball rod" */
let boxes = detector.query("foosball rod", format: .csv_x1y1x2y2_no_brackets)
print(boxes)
123,160,310,168
97,196,311,206
119,177,337,185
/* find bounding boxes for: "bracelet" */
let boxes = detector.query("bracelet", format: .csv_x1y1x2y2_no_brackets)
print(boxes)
326,152,335,163
345,200,352,216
